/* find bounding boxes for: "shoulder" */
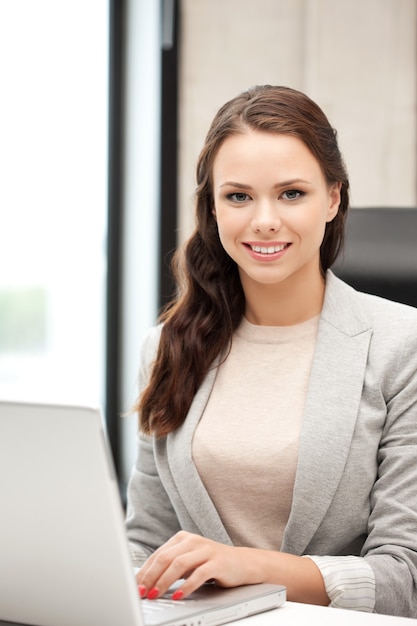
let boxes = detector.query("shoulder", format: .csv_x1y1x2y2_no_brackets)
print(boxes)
323,272,417,369
324,271,417,395
140,324,163,359
138,324,163,388
354,288,417,332
324,271,417,334
354,291,417,373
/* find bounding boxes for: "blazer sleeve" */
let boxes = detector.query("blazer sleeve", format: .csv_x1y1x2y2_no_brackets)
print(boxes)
363,312,417,616
125,326,181,566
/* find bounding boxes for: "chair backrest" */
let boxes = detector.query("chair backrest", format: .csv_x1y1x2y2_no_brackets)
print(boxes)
332,208,417,309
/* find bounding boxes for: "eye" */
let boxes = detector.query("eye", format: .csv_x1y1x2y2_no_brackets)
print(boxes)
227,192,251,203
281,189,305,201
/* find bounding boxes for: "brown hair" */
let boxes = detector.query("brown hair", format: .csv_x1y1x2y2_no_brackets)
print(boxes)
138,85,350,436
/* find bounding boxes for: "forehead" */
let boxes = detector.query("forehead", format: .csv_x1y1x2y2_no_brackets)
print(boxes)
212,129,323,183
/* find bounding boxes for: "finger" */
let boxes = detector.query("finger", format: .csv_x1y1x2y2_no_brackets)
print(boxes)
170,563,219,600
137,532,203,589
140,547,210,599
137,542,187,590
137,531,193,578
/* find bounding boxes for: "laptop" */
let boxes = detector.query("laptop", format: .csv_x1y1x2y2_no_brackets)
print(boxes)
0,400,286,626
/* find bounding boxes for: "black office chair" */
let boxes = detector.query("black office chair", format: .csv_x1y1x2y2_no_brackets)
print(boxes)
332,208,417,309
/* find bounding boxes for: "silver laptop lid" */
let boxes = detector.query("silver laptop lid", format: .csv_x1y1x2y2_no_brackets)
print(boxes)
0,400,143,626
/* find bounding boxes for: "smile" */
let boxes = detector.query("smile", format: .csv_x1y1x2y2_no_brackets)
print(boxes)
249,243,288,254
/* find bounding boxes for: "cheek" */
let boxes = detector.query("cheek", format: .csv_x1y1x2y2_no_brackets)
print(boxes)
216,224,232,250
294,205,329,235
215,213,241,254
304,211,330,250
214,211,234,238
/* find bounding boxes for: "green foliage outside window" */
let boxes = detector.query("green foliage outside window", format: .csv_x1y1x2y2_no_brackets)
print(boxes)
0,287,47,352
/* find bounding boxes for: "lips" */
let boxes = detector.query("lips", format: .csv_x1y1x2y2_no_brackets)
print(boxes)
250,243,287,254
246,242,290,255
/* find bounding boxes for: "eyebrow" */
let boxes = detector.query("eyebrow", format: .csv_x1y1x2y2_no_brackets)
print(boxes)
219,178,313,189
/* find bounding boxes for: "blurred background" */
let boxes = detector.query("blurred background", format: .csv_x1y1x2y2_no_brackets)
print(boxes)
0,0,416,494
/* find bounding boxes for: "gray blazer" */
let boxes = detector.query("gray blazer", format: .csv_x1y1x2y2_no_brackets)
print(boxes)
126,271,417,617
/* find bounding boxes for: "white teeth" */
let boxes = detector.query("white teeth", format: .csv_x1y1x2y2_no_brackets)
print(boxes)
251,244,286,254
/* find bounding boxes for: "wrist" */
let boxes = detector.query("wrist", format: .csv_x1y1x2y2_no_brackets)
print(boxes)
236,548,329,606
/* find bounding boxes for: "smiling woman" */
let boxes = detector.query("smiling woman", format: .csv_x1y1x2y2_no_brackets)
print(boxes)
125,85,417,617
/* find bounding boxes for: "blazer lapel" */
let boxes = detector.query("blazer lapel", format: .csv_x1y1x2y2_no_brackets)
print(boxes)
282,272,373,554
165,361,233,544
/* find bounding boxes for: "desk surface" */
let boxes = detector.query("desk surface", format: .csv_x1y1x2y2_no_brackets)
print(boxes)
230,601,417,625
0,601,415,626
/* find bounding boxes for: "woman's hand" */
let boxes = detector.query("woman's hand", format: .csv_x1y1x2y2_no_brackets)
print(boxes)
136,530,329,605
135,531,263,600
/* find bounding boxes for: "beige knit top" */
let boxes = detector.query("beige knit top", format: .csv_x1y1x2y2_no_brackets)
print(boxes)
192,315,319,550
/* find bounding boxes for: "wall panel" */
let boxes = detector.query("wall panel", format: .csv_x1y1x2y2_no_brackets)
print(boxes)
178,0,417,240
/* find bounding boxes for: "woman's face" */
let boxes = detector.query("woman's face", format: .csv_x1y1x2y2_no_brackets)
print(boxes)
212,129,341,296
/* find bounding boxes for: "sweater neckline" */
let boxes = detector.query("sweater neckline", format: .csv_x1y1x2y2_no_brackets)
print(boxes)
235,314,320,344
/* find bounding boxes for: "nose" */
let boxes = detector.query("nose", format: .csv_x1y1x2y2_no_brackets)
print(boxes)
251,200,282,233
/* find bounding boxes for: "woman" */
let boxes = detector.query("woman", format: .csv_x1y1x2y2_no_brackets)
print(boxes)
125,85,417,617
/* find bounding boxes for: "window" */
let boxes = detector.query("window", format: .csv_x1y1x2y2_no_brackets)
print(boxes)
0,1,109,407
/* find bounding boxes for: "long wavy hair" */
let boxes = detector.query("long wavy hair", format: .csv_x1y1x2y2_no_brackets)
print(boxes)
138,85,350,436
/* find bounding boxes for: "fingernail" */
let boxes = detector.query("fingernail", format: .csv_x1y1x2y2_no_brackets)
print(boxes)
147,587,160,600
138,585,147,598
172,589,184,601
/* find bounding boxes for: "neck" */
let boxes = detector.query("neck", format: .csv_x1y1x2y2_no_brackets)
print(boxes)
242,268,326,327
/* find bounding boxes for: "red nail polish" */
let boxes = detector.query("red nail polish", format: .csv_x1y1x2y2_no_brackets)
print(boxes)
172,589,184,601
138,584,147,598
147,587,160,600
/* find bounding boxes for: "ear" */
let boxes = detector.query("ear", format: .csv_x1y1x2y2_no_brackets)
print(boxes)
326,182,342,223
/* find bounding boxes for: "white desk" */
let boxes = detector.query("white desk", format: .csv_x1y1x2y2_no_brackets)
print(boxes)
0,603,415,626
229,601,417,625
